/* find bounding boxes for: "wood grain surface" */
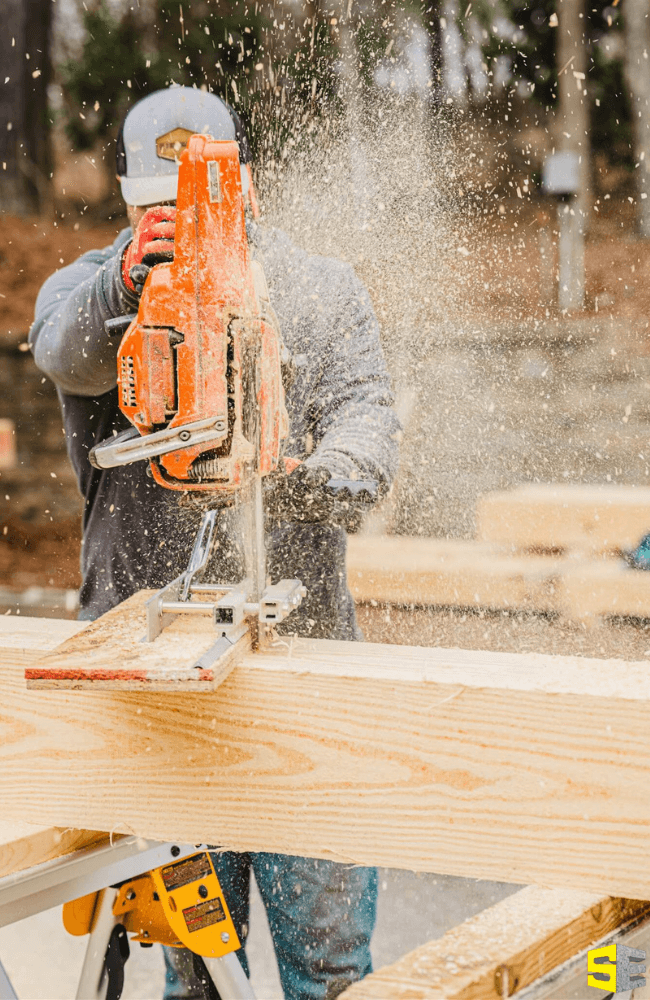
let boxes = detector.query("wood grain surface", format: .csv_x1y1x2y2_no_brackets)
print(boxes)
4,614,650,897
339,888,650,999
0,822,107,879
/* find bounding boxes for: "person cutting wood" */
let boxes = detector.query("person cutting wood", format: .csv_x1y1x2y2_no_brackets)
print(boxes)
29,86,400,1000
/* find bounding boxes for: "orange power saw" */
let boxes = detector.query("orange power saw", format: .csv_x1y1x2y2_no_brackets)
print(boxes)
89,134,377,661
90,134,306,655
90,134,287,493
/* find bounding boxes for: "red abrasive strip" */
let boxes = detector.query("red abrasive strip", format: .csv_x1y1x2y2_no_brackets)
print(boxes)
25,667,215,683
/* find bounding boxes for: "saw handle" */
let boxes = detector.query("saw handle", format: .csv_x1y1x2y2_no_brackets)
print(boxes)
105,314,137,338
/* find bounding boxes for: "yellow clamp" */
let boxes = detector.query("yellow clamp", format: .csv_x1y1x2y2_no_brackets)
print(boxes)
63,851,240,958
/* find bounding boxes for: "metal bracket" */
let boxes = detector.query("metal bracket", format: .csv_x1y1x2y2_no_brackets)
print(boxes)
89,415,227,471
179,510,219,601
144,574,184,642
0,838,204,930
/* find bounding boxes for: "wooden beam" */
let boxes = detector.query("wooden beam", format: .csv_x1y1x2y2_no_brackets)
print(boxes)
561,560,650,620
0,822,107,879
519,903,650,998
477,484,650,553
348,536,650,620
4,612,650,897
339,888,650,999
347,536,563,611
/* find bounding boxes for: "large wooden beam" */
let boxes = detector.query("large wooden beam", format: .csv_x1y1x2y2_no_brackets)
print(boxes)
339,888,650,999
4,613,650,897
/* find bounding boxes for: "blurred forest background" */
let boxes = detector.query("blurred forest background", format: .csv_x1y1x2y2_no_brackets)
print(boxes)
0,0,646,218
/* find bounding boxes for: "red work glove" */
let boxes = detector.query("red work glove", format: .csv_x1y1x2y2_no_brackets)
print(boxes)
122,206,176,294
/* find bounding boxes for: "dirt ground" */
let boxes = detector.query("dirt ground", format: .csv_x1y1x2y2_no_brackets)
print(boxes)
0,213,126,347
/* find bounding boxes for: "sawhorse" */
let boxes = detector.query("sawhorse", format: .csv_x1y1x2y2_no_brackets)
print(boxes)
0,835,256,1000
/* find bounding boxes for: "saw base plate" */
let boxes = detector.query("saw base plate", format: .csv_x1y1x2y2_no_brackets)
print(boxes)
25,591,251,691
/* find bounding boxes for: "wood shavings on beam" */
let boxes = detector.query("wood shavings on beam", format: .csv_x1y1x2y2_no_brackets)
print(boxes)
25,591,251,691
340,887,650,999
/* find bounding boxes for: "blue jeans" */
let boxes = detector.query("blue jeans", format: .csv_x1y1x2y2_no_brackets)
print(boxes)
163,851,377,1000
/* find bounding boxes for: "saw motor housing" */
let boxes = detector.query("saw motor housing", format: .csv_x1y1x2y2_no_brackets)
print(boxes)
116,134,288,492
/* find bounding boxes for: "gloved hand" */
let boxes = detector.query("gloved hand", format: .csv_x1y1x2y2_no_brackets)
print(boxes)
121,206,176,294
264,463,377,531
266,464,334,524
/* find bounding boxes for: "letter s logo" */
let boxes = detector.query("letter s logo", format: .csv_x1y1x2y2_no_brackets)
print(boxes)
588,944,617,992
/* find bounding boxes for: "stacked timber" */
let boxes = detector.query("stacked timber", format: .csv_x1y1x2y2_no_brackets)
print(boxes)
348,484,650,621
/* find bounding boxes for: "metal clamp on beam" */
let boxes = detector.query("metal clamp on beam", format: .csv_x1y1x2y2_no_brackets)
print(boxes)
259,579,306,624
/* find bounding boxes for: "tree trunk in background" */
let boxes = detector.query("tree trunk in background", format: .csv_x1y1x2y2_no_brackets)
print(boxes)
441,0,467,106
424,2,443,104
625,0,650,238
556,0,590,228
0,0,53,215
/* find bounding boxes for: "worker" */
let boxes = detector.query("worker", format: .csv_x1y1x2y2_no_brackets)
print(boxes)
29,86,400,1000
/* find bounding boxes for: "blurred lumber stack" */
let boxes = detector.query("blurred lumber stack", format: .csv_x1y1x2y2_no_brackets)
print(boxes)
349,484,650,621
476,483,650,554
347,536,564,613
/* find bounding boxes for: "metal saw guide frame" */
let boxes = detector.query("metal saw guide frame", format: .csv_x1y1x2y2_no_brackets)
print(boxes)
145,501,306,670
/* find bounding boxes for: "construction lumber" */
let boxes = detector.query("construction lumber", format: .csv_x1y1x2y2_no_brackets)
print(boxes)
561,560,650,620
348,535,650,620
25,591,251,690
519,906,650,998
5,608,650,897
339,888,650,1000
0,822,106,879
477,483,650,553
347,535,563,611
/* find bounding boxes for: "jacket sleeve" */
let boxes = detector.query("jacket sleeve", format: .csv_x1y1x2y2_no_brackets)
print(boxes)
306,266,401,488
29,229,138,397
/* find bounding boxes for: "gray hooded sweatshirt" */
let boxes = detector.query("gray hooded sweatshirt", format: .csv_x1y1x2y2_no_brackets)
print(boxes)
29,223,400,637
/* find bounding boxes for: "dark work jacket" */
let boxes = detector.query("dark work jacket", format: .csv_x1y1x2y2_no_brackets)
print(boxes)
30,224,401,637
